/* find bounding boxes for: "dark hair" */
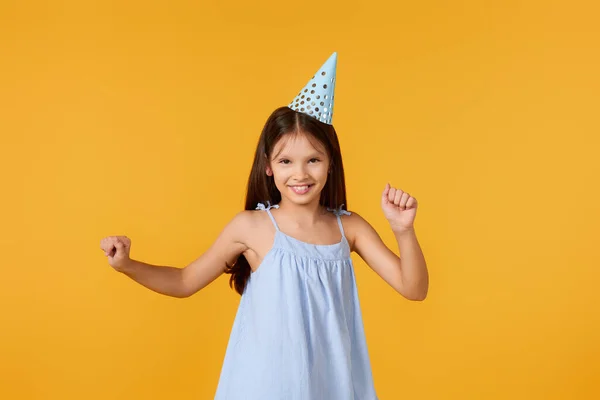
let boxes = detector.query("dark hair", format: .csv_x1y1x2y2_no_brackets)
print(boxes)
225,106,348,294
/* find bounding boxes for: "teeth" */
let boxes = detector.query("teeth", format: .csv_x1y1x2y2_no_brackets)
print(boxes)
290,185,311,193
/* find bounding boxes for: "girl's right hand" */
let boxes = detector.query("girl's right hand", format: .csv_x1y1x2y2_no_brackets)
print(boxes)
100,235,132,272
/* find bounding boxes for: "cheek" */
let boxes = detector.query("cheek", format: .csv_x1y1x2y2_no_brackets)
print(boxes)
270,168,287,183
316,164,330,178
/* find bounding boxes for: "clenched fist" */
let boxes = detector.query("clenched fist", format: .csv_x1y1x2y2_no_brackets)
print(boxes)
381,183,418,233
100,235,132,272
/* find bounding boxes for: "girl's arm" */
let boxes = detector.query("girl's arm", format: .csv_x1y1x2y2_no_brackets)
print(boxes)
103,212,251,298
348,184,429,301
179,212,250,296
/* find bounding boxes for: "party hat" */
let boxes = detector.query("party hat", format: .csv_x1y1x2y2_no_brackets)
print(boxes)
288,52,337,125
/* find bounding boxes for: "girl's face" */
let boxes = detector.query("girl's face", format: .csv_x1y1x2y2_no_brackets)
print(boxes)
267,132,330,206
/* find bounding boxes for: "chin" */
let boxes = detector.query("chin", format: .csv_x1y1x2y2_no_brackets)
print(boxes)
291,196,318,205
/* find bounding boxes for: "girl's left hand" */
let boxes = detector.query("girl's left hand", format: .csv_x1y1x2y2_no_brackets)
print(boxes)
381,183,418,233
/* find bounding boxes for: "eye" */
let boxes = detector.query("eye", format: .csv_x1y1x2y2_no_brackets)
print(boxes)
279,159,291,164
308,158,320,163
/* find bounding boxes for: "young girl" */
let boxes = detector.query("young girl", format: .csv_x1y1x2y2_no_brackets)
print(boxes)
100,52,428,399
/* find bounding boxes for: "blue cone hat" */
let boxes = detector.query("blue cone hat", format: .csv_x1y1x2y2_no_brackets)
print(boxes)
288,52,337,125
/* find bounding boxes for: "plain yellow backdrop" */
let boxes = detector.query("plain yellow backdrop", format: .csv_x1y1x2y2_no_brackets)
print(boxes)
1,0,599,399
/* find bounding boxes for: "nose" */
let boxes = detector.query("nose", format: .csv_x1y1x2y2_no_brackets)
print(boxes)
293,163,310,179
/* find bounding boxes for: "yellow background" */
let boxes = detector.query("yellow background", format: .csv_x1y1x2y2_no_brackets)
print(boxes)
1,0,599,398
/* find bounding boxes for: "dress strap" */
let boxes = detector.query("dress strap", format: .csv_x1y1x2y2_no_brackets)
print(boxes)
256,201,280,231
327,204,351,239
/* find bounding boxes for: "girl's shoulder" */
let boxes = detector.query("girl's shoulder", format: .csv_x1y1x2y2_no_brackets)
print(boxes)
220,209,275,253
334,209,376,251
229,208,270,231
236,203,373,235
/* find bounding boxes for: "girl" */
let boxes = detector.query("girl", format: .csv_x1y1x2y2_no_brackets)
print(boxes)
100,53,428,399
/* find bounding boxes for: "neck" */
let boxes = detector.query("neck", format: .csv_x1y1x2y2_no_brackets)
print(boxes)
276,198,326,224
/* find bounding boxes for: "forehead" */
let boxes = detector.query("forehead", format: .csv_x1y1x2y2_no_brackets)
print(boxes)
272,131,327,157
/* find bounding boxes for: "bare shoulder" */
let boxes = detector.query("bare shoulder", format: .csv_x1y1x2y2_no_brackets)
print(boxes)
339,210,376,252
229,209,255,228
225,208,275,246
224,209,261,242
179,210,258,295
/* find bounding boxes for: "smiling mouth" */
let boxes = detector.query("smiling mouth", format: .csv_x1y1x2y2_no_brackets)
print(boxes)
289,184,314,194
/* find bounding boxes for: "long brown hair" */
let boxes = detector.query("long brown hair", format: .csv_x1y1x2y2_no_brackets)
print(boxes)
225,106,348,294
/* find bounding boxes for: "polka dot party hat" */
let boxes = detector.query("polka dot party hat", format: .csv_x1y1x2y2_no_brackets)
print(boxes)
288,52,337,125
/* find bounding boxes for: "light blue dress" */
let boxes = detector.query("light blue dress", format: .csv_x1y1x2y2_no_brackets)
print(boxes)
214,202,378,400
